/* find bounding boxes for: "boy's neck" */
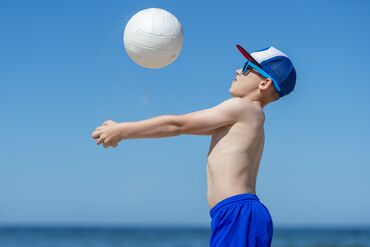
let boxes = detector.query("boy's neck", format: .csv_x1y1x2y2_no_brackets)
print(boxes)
239,95,268,109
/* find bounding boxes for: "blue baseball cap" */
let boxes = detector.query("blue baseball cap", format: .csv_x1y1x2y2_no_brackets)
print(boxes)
236,44,296,97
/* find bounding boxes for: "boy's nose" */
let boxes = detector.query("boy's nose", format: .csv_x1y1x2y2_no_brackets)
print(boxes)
236,69,242,75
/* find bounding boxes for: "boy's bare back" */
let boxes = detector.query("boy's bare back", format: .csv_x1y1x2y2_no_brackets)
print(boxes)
206,99,265,208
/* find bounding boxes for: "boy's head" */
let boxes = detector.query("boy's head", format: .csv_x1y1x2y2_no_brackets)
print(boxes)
229,45,296,106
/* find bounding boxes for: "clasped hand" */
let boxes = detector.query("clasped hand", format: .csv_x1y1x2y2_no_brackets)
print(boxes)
91,120,123,148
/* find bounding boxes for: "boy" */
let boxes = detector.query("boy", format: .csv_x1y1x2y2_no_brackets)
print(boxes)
91,44,296,246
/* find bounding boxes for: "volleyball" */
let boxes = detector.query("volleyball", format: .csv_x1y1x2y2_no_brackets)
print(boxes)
123,8,184,69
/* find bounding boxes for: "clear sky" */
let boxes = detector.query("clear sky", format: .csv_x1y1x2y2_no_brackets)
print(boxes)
1,0,369,227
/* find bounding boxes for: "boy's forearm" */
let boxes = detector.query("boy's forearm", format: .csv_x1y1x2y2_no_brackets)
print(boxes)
119,115,181,139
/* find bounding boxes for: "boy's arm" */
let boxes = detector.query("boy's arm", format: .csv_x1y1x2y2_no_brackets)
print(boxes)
120,97,245,139
92,98,246,148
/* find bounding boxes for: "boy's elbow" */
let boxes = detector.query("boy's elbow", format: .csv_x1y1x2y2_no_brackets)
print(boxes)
177,121,205,135
168,122,182,136
171,114,212,135
170,115,188,135
177,125,188,135
166,115,183,136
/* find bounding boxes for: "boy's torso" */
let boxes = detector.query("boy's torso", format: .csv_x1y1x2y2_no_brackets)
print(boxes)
206,101,265,208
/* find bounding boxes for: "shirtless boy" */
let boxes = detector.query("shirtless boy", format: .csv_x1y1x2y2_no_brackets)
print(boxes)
91,44,296,246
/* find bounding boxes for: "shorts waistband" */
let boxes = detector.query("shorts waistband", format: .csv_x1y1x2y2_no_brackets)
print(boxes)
210,193,260,218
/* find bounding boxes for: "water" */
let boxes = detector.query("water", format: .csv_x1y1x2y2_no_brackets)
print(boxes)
0,226,369,247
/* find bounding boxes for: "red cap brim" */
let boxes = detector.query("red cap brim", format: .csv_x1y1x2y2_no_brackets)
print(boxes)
236,44,262,68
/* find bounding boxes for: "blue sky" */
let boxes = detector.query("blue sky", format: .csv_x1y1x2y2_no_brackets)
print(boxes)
0,0,369,227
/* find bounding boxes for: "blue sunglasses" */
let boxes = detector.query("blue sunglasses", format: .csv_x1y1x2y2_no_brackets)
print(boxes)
242,61,281,92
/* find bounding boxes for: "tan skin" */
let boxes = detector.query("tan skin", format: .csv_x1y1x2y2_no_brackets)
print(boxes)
91,66,280,208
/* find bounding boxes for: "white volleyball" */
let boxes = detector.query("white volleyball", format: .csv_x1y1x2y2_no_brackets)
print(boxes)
123,8,184,69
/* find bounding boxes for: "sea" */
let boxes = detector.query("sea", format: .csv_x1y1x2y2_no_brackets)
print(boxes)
0,226,369,247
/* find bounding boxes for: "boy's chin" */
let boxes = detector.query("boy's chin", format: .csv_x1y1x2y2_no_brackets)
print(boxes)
229,89,237,97
229,86,236,93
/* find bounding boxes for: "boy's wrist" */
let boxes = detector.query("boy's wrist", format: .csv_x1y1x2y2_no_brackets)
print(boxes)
118,122,129,140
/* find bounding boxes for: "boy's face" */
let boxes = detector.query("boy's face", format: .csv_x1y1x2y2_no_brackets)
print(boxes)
229,67,265,97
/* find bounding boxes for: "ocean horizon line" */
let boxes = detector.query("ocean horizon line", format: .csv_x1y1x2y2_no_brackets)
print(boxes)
1,223,370,230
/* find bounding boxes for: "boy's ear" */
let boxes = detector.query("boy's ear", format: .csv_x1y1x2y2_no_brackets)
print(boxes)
259,78,273,90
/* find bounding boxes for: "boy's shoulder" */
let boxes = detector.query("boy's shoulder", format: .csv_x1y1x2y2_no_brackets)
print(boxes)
222,97,264,123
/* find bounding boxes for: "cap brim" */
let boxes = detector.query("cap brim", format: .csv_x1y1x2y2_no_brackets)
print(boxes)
236,44,262,68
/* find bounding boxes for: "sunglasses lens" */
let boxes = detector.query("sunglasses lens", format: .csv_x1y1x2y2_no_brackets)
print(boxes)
242,62,249,74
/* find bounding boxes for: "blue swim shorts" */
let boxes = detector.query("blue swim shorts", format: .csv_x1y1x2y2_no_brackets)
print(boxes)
209,193,273,247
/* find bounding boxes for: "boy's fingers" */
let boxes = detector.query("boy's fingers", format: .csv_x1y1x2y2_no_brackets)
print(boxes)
92,130,101,139
96,136,105,145
103,120,113,126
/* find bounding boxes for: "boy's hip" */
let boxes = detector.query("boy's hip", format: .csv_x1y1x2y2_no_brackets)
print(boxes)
209,193,273,246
